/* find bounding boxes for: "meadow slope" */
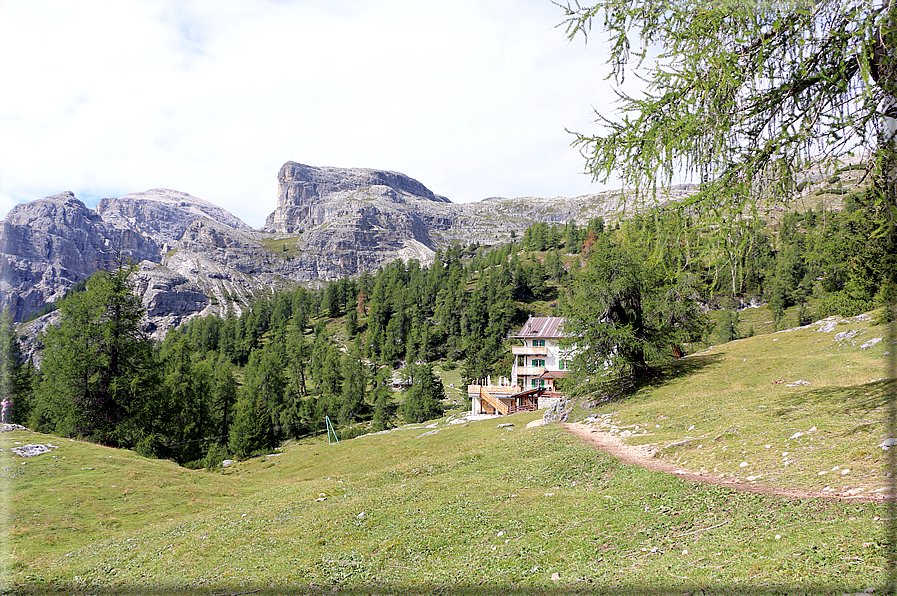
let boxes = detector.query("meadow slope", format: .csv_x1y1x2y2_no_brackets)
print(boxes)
2,311,894,595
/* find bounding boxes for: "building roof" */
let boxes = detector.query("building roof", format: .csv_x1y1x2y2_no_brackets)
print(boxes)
541,370,569,379
513,316,566,339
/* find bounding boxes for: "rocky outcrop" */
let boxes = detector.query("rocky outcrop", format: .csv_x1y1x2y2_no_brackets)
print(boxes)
0,189,257,330
265,162,449,233
0,192,160,322
97,189,251,249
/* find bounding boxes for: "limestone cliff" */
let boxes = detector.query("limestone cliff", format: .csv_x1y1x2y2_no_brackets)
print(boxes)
0,192,159,322
265,162,449,233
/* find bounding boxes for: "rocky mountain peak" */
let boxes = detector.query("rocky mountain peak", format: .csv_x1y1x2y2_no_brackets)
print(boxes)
97,189,252,249
265,162,450,233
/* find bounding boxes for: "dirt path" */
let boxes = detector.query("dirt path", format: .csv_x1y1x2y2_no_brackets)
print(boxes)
562,423,890,503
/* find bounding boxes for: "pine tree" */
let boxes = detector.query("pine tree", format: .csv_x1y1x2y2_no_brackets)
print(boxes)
337,351,368,425
0,309,32,425
212,356,238,446
370,368,396,431
228,389,274,458
401,364,445,424
32,265,158,447
564,235,706,384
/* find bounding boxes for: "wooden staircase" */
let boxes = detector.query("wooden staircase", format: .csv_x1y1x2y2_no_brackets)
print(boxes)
479,386,509,415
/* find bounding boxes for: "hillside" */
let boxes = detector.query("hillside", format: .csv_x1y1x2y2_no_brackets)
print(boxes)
4,312,891,595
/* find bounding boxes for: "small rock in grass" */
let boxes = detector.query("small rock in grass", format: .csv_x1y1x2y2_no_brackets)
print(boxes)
551,572,560,581
817,321,838,333
834,329,860,342
879,438,897,450
497,423,514,428
739,462,749,468
357,511,365,519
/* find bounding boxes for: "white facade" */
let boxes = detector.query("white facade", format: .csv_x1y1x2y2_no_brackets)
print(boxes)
511,316,575,393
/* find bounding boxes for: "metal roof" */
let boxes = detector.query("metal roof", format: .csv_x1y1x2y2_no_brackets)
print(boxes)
513,316,567,339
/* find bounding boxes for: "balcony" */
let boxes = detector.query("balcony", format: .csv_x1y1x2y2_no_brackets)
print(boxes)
516,366,547,377
511,346,548,356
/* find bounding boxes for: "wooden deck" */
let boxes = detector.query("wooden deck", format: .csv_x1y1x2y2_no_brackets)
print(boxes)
470,385,550,416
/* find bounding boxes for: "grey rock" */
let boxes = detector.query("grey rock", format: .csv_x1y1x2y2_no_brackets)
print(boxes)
97,189,251,248
0,192,158,322
11,443,56,457
879,438,897,449
860,338,883,350
834,329,861,343
542,398,570,424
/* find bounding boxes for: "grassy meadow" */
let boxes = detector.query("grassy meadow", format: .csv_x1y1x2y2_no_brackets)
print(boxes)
2,309,894,595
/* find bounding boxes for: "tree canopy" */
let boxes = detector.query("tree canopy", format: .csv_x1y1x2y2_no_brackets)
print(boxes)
559,0,896,223
563,231,706,384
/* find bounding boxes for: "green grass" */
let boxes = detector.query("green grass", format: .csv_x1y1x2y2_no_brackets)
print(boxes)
4,314,893,595
259,235,302,258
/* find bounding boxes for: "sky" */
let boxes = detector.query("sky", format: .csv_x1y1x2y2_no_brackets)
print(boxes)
0,0,622,228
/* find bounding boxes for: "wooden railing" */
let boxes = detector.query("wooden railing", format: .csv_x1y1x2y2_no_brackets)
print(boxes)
507,403,537,414
510,346,549,356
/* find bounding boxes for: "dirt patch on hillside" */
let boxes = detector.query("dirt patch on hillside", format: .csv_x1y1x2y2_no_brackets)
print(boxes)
563,423,891,503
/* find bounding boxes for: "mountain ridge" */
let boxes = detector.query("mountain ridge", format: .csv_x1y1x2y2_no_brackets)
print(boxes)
3,162,658,337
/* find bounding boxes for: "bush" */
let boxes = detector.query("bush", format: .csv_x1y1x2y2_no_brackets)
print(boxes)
203,444,230,470
796,303,812,326
134,433,165,459
711,309,740,344
816,292,875,318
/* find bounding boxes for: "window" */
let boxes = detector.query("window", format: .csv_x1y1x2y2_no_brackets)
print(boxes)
531,379,539,388
532,339,545,347
532,359,545,368
559,359,567,370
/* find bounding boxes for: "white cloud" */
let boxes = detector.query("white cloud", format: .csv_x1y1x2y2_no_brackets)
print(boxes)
0,0,618,227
